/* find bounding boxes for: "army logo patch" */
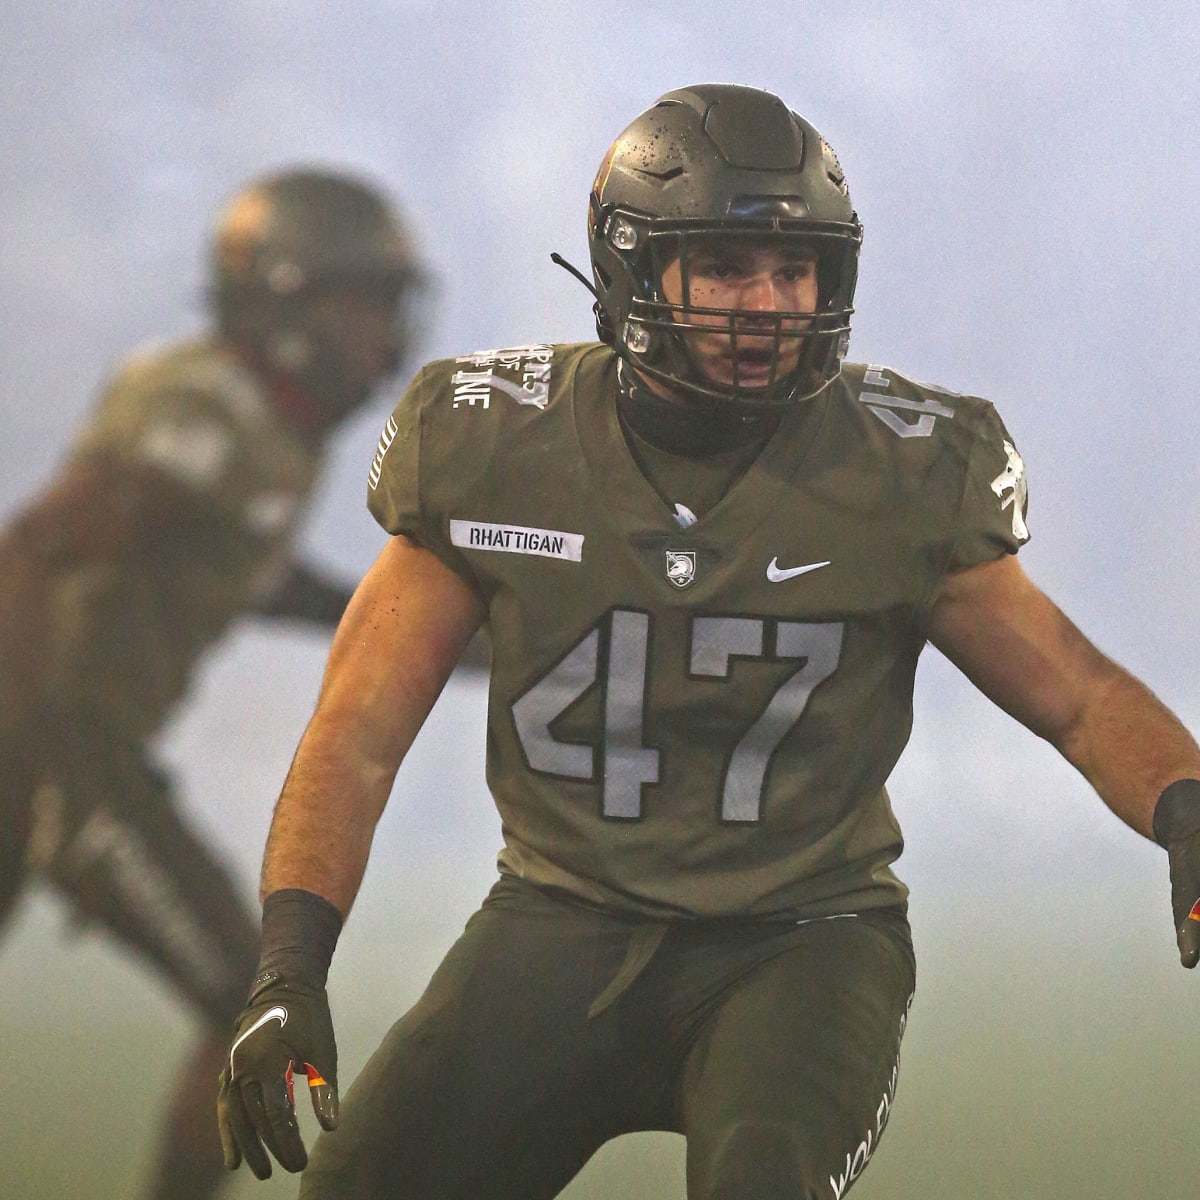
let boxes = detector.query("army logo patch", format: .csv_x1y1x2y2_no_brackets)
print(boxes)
665,550,696,589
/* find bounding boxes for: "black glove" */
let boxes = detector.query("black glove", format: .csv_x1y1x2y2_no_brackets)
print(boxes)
217,889,343,1178
1152,779,1200,969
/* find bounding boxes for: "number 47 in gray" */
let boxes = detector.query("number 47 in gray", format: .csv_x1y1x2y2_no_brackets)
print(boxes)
512,610,844,823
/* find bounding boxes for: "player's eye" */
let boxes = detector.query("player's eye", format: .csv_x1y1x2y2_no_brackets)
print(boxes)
777,261,816,283
690,256,739,281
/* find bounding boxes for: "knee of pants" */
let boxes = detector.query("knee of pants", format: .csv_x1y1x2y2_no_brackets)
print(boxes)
692,1118,833,1200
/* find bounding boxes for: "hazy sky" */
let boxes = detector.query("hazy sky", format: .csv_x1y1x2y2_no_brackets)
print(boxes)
3,0,1197,855
2,4,1198,1196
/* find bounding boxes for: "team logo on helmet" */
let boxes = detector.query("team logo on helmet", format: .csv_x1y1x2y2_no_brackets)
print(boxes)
665,550,696,589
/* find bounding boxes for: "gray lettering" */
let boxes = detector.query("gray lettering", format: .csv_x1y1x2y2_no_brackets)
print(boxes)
64,811,228,990
828,1000,911,1197
859,391,955,419
602,611,660,819
513,631,599,778
858,379,955,440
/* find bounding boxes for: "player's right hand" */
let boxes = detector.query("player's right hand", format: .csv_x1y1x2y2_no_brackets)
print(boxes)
217,968,339,1179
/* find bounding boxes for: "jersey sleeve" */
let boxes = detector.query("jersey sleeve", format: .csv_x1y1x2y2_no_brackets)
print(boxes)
366,363,483,593
945,401,1030,573
366,366,426,539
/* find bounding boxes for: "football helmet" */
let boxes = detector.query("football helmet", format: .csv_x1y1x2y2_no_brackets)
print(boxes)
211,168,425,424
588,84,862,409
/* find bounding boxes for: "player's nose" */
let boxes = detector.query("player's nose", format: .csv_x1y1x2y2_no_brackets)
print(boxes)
738,273,783,314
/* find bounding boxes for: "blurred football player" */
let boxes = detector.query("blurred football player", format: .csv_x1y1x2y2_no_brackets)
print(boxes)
0,167,432,1200
216,87,1200,1199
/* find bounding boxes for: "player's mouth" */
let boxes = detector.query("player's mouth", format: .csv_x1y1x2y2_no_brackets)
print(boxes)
716,345,787,385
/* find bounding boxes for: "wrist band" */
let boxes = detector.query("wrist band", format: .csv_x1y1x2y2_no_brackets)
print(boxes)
257,887,344,988
1152,779,1200,847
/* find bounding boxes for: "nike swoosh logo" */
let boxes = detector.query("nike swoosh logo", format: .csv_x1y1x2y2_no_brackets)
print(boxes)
229,1005,288,1070
766,557,831,583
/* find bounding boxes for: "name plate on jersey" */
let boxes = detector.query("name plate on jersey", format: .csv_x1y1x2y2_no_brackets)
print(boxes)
450,519,584,561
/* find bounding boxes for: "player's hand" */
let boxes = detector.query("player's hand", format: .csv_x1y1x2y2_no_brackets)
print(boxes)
217,968,339,1178
1153,781,1200,969
1165,832,1200,969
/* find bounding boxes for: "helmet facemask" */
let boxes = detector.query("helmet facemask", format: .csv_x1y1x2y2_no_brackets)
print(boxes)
613,220,860,411
585,85,864,418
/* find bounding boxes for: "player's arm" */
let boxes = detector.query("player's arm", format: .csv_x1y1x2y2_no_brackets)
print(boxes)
217,533,484,1178
262,531,483,910
925,552,1200,964
0,450,232,709
10,449,231,565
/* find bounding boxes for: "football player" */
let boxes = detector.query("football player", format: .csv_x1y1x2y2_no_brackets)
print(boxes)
0,168,437,1200
216,86,1200,1199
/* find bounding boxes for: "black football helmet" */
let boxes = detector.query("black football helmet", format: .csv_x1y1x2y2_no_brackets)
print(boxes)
211,168,425,422
588,84,862,409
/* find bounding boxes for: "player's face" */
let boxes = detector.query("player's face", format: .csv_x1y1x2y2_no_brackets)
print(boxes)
659,238,820,390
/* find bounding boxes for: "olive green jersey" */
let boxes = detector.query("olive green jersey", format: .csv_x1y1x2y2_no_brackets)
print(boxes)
369,343,1029,920
47,338,324,737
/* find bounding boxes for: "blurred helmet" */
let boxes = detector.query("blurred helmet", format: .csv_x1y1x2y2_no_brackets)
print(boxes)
211,168,425,422
588,84,862,410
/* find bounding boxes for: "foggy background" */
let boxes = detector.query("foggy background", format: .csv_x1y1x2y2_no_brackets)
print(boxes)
2,2,1198,1197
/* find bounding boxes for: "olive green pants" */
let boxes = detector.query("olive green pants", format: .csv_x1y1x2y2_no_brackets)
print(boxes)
301,874,915,1199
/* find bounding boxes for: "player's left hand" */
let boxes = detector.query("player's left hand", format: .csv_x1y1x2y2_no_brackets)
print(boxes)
216,967,339,1178
1165,836,1200,969
1153,780,1200,968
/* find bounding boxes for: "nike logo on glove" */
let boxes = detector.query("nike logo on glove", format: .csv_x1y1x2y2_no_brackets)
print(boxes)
766,557,830,582
229,1005,289,1069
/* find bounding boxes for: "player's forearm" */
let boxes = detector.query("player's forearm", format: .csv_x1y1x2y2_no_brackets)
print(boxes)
260,705,400,917
1054,663,1200,839
256,534,482,915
